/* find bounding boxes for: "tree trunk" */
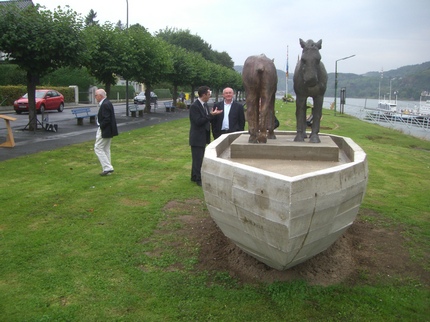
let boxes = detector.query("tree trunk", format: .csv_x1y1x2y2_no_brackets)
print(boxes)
190,85,195,103
105,83,111,98
144,85,151,113
172,85,178,107
26,72,38,132
214,89,220,102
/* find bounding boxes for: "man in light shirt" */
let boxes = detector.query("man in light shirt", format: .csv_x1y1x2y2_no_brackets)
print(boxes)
211,87,245,139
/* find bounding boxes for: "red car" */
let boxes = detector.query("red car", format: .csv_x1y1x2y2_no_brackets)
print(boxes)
14,89,64,114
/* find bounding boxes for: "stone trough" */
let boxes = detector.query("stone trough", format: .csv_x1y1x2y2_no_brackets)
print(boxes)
201,131,368,270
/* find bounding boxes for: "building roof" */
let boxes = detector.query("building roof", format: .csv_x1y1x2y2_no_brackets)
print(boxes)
0,0,34,9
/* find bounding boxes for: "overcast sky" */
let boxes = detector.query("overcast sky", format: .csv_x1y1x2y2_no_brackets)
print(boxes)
34,0,429,75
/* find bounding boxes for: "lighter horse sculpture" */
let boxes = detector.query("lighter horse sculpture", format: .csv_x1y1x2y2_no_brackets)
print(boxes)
242,54,278,143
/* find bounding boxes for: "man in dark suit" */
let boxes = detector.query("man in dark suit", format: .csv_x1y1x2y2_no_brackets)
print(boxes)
94,89,118,176
189,86,223,186
211,87,245,139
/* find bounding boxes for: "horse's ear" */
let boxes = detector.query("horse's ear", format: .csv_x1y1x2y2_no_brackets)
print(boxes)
299,38,306,48
316,39,322,49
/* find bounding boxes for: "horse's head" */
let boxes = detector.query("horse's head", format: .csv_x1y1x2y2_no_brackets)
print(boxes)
298,38,323,87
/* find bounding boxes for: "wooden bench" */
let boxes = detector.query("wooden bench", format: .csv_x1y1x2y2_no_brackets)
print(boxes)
164,102,175,112
71,108,97,125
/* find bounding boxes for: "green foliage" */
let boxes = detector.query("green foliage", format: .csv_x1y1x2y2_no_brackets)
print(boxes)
165,44,197,88
50,86,75,103
84,9,98,27
0,64,26,86
0,4,84,76
41,67,96,90
82,23,124,94
282,93,295,102
0,85,27,105
176,102,187,109
156,27,234,69
0,3,84,129
126,25,173,86
108,85,135,102
153,89,172,99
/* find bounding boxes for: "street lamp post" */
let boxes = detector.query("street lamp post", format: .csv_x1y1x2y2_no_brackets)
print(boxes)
125,0,129,116
334,54,355,116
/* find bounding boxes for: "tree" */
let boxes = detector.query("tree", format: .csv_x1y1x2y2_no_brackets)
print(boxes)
165,45,196,106
124,24,172,113
156,28,234,69
115,20,125,30
156,28,213,62
211,51,234,69
82,23,124,96
85,9,98,27
0,4,84,130
41,67,96,102
187,52,210,102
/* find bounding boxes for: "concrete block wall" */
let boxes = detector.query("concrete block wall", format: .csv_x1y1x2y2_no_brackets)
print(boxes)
202,131,368,270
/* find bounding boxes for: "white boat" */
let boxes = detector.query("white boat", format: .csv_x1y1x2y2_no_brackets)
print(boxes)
378,90,397,112
419,91,430,115
377,99,397,112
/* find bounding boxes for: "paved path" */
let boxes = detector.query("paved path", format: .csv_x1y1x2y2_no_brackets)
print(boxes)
0,102,190,162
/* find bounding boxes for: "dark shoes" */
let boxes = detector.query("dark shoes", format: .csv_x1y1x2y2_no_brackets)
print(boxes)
191,177,202,186
100,170,114,176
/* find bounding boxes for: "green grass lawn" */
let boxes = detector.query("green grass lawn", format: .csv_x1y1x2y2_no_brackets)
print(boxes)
0,100,429,321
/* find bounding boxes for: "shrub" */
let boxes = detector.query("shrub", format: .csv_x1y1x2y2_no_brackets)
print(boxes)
154,89,171,99
176,102,187,109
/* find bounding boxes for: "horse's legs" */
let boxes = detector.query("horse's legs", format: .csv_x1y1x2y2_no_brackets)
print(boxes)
247,95,259,143
309,95,323,143
267,95,276,140
294,95,307,142
257,96,268,143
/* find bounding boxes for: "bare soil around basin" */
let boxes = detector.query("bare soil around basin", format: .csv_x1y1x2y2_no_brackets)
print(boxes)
159,199,429,287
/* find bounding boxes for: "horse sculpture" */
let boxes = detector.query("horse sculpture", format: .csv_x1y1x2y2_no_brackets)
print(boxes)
242,54,278,143
293,39,328,143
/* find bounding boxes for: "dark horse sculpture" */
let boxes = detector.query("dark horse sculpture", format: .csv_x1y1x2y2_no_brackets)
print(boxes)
242,54,278,143
293,39,327,143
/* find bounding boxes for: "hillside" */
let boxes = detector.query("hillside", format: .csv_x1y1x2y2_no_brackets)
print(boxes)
234,61,430,100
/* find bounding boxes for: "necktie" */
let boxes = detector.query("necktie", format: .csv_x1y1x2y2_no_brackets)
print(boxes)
203,102,210,131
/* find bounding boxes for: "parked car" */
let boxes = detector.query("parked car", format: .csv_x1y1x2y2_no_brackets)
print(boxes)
14,89,64,114
133,91,158,105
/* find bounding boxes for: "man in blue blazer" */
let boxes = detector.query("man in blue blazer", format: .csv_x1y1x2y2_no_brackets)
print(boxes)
211,87,245,140
94,89,118,176
189,86,222,186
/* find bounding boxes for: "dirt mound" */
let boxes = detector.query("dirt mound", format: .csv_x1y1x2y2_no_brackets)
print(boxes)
161,200,429,287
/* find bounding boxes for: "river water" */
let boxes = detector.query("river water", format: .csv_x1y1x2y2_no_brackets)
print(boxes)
300,97,430,141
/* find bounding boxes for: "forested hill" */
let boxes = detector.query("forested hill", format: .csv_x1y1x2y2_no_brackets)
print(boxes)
234,61,430,100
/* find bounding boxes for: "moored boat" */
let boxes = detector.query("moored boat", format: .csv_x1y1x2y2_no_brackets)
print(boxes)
419,91,430,115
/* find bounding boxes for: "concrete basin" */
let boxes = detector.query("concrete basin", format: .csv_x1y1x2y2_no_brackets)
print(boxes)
201,131,368,270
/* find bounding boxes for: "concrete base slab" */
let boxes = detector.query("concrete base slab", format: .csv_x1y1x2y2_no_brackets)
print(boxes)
231,133,339,161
